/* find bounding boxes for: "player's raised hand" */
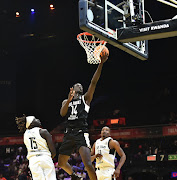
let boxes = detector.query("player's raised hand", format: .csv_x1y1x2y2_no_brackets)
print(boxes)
68,87,75,102
100,53,108,63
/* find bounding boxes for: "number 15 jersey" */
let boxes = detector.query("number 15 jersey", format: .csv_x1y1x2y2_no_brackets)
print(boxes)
24,127,51,160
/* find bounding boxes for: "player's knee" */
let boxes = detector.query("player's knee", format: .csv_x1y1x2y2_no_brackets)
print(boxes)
84,162,93,171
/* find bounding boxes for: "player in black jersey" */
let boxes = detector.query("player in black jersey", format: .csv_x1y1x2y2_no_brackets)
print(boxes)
58,56,108,180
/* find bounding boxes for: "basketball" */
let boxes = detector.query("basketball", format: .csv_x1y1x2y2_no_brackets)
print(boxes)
94,45,109,63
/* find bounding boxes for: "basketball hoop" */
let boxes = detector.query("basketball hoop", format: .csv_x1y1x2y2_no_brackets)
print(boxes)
77,32,107,64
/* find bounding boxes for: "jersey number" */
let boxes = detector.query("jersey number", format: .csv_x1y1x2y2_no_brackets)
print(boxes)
160,155,164,161
29,137,38,149
71,105,77,115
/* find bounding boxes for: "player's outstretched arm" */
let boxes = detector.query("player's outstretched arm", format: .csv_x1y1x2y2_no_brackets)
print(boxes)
109,140,126,178
60,88,75,117
40,129,56,159
84,62,104,105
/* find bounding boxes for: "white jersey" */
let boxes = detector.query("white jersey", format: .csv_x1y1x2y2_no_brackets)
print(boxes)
95,137,116,168
24,127,51,160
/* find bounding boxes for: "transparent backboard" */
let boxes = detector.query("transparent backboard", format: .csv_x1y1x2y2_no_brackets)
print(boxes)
79,0,149,60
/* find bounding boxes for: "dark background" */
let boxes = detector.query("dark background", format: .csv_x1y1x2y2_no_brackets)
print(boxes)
0,0,177,135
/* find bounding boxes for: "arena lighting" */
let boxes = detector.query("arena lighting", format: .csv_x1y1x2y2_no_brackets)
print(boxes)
31,9,35,14
50,4,55,10
16,12,20,17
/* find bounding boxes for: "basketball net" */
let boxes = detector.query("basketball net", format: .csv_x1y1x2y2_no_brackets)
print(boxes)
77,32,107,64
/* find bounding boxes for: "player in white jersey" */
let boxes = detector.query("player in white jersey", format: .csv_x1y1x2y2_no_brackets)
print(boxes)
16,115,57,180
91,126,126,180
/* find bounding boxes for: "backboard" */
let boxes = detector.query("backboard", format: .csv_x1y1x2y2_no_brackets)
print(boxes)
79,0,177,60
79,0,149,60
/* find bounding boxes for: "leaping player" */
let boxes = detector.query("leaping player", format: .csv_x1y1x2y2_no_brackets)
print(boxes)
91,126,126,180
58,54,108,180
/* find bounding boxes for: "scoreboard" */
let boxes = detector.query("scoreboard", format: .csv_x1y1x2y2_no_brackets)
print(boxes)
147,154,177,162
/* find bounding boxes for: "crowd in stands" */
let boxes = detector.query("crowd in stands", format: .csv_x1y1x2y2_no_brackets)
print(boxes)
0,135,177,180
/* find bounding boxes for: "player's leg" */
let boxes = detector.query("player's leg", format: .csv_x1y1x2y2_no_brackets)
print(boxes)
79,146,97,180
58,154,82,180
29,157,45,180
58,154,73,175
96,168,113,180
75,131,97,180
96,169,102,180
58,132,75,175
41,155,57,180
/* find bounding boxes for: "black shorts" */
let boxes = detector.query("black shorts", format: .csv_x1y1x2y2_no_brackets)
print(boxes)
59,128,91,156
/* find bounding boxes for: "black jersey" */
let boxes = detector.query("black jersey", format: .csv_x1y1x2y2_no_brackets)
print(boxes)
65,95,90,129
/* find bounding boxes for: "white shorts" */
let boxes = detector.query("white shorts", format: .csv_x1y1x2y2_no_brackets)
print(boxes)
29,155,56,180
96,167,115,180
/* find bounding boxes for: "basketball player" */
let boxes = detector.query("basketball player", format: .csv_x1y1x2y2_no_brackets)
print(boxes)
58,56,108,180
16,115,57,180
91,126,126,180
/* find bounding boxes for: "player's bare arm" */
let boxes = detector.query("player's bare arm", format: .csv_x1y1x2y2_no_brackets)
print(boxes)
84,62,104,106
109,139,126,178
90,142,96,162
40,129,56,159
60,88,75,117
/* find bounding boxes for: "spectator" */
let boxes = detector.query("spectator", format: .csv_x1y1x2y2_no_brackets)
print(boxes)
0,173,7,180
79,161,84,170
78,170,86,180
128,176,133,180
169,111,177,124
18,171,27,180
57,169,65,180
